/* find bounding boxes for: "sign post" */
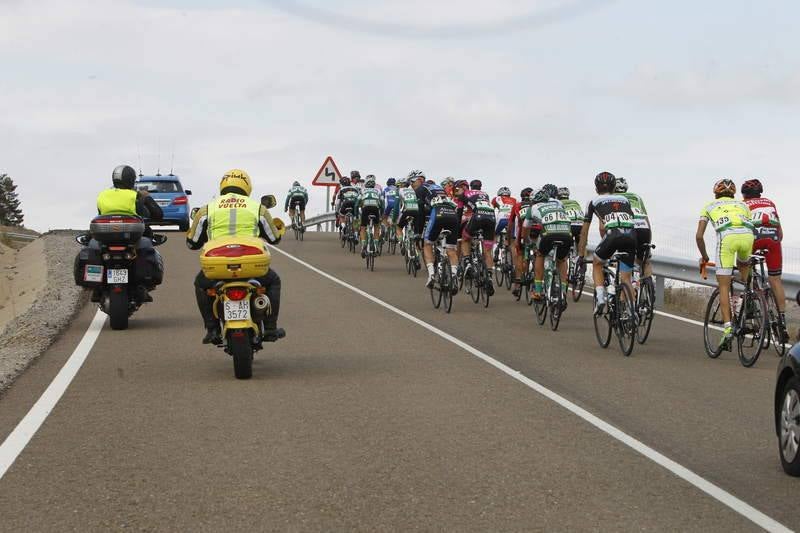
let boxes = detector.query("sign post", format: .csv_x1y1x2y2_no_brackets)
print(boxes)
312,155,343,232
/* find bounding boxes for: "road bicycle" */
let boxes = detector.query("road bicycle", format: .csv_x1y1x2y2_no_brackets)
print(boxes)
532,240,568,331
493,230,513,291
386,220,399,255
593,254,638,356
292,209,304,241
750,251,790,357
430,230,457,313
339,209,356,253
514,243,535,304
364,215,379,271
702,256,768,367
633,243,657,344
567,246,586,302
462,229,492,308
400,216,420,277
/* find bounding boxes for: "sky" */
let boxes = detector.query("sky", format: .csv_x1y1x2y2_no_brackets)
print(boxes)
1,0,799,260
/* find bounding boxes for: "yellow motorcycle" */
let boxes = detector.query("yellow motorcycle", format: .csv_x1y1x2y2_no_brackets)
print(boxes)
199,196,285,379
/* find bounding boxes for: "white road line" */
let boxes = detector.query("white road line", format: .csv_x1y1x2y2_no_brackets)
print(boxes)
0,309,106,480
270,246,791,533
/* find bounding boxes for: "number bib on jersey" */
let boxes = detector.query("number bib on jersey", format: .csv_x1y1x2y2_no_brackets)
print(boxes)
603,211,634,230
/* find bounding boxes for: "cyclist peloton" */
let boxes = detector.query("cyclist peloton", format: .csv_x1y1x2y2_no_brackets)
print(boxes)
741,178,789,343
696,179,756,347
509,187,534,297
458,179,496,295
557,187,584,253
356,176,384,257
615,177,653,281
284,180,309,230
422,183,460,290
578,172,637,314
523,189,572,301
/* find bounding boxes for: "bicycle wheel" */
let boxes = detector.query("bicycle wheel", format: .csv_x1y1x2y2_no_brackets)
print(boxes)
766,290,787,357
571,260,586,302
464,268,478,303
368,252,375,271
505,249,514,290
636,277,656,344
340,230,346,248
533,281,547,325
549,276,563,331
481,267,491,308
614,284,636,357
593,292,612,348
299,226,304,241
737,290,767,368
494,248,505,286
442,257,453,313
430,262,443,309
703,288,726,358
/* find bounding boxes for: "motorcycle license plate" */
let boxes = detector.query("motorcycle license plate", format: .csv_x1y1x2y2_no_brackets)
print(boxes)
107,268,129,284
224,300,250,321
84,265,103,283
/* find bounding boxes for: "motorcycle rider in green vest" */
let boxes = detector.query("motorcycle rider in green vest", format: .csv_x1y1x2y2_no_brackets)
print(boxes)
186,169,285,345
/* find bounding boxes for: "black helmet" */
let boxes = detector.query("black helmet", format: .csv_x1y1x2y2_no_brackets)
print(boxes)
532,189,550,204
340,176,351,186
350,170,361,180
386,177,396,186
520,187,533,200
542,183,558,199
112,165,137,189
469,179,482,190
594,171,616,193
292,180,301,187
741,179,763,198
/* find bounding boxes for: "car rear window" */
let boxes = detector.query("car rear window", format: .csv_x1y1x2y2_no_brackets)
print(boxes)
136,180,183,193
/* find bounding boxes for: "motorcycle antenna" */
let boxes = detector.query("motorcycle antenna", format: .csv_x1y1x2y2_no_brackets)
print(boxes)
156,138,161,176
169,141,175,176
137,143,143,177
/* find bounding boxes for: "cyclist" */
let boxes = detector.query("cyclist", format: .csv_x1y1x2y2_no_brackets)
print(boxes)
382,177,399,235
578,171,637,315
393,177,422,248
284,180,309,230
509,187,534,297
458,178,496,295
187,169,284,344
333,176,360,229
696,179,755,347
356,176,384,258
741,178,789,343
557,187,584,252
523,189,572,301
441,177,456,199
423,184,460,290
492,186,517,262
615,177,653,280
365,174,382,194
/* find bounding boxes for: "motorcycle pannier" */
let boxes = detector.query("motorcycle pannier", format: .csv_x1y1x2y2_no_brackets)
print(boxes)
74,246,104,287
200,236,271,280
89,215,145,244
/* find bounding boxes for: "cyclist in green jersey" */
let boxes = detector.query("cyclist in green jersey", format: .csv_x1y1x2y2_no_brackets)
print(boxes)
356,176,385,257
614,177,653,280
522,189,572,300
557,187,584,252
284,181,309,229
696,179,755,346
393,178,422,242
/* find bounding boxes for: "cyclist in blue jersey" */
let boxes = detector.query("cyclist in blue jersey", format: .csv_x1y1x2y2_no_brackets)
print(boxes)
382,177,399,231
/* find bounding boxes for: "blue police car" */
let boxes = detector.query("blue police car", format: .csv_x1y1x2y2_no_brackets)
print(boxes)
135,174,192,231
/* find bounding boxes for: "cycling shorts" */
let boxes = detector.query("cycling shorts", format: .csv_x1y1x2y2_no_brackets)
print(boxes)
424,207,459,247
360,205,381,227
634,228,652,262
464,214,496,242
715,232,755,276
753,236,782,276
495,217,510,236
289,197,306,211
594,229,636,271
398,209,422,235
537,232,572,260
338,200,355,217
383,200,396,218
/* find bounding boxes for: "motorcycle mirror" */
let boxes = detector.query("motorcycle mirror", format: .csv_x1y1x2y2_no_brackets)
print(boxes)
261,195,277,209
152,234,168,246
190,207,200,218
185,190,192,195
75,234,90,246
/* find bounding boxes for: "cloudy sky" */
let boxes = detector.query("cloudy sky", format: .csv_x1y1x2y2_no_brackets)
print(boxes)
2,0,798,257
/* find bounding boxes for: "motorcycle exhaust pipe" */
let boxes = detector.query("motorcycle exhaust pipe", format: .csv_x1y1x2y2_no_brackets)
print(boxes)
253,295,271,314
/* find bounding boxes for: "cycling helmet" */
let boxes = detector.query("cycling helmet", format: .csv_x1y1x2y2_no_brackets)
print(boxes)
469,179,482,190
386,177,396,187
397,178,408,187
441,177,454,186
532,189,550,204
112,165,137,189
425,179,435,185
220,169,252,196
557,187,570,200
350,170,361,180
408,169,425,180
520,187,534,200
454,179,469,190
340,176,351,186
713,178,736,198
741,178,763,198
497,186,511,197
365,176,376,188
292,180,300,187
542,183,558,199
614,176,629,193
594,171,616,193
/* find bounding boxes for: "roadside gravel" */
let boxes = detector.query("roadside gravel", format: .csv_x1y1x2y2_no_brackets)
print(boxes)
0,231,87,393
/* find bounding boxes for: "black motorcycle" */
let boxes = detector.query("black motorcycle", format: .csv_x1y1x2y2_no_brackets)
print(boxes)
74,215,166,330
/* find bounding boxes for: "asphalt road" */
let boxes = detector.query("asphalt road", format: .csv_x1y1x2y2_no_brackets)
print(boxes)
0,231,795,531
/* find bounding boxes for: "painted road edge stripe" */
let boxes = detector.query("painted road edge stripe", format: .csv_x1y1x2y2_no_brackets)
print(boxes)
271,245,791,533
0,309,106,480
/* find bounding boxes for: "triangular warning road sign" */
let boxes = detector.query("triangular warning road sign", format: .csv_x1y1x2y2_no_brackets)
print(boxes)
312,156,343,187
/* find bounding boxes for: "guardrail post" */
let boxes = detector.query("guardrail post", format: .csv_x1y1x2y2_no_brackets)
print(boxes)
655,275,665,310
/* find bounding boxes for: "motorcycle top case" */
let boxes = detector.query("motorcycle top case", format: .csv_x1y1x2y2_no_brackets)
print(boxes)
200,235,271,280
89,215,145,244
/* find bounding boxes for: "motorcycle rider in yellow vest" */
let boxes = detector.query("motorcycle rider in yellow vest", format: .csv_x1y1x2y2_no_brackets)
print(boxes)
186,169,285,345
90,164,164,302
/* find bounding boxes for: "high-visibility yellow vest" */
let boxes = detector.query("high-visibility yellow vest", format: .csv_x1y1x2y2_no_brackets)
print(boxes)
207,193,261,240
97,188,138,216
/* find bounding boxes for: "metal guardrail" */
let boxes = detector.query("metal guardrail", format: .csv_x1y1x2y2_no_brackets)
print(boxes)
300,212,800,307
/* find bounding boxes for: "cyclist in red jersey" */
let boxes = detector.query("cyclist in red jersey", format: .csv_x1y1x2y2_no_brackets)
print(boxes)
509,187,534,297
741,178,789,343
